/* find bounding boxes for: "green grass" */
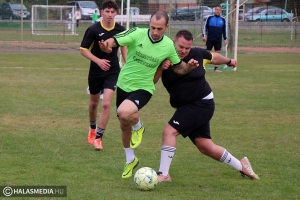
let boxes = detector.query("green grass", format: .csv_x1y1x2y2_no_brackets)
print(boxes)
0,53,299,199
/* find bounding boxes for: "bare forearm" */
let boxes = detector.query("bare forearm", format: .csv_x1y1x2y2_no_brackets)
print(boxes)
80,49,99,63
120,46,127,62
107,38,117,48
153,67,163,84
172,61,192,75
211,53,231,65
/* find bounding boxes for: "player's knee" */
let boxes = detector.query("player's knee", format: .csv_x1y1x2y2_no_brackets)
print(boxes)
90,101,98,109
117,109,131,121
101,101,111,111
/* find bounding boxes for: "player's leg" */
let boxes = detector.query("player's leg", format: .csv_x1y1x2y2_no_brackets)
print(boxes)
122,90,151,149
87,78,101,144
194,137,259,179
157,103,199,182
88,93,100,144
213,41,222,72
93,88,113,150
157,123,179,182
117,88,151,178
94,74,118,150
192,99,259,179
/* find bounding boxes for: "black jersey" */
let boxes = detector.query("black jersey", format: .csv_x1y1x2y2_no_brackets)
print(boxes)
80,22,126,74
161,48,213,108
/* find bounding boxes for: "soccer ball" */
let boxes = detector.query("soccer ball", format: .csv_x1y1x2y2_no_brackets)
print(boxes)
134,167,158,191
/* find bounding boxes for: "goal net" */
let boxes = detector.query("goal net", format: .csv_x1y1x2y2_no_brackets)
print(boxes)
31,5,77,35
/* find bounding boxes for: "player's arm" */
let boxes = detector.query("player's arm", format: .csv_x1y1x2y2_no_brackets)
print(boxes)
172,59,199,75
154,59,172,84
99,38,118,53
153,67,163,84
120,46,127,63
202,16,209,41
211,53,237,67
80,48,111,71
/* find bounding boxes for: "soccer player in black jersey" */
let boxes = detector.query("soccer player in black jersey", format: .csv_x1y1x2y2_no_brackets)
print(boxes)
154,30,259,182
80,0,127,150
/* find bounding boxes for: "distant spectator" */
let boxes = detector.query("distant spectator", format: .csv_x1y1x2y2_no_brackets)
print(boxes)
202,5,227,72
92,10,98,23
74,8,81,27
67,11,72,30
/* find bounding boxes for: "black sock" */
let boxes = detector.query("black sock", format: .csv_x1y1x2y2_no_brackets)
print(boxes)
214,66,218,70
96,127,105,139
90,121,96,129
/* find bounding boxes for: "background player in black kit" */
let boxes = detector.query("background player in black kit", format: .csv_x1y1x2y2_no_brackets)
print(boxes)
80,0,127,150
154,30,259,182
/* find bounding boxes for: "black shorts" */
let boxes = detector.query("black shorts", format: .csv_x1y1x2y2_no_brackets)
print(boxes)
206,40,222,51
88,72,118,95
116,87,152,110
168,99,215,143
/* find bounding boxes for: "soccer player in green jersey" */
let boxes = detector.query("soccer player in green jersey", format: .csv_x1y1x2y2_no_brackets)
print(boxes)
100,10,199,179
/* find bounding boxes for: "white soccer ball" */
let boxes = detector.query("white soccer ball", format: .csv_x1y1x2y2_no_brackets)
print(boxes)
134,167,158,191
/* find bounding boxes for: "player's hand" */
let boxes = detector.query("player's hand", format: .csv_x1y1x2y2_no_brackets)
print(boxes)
187,59,199,69
202,36,207,42
224,40,228,46
96,59,111,71
99,40,112,53
160,59,172,70
227,59,237,68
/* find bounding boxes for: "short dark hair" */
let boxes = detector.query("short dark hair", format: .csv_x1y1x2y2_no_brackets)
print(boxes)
102,0,118,11
215,5,222,9
150,10,169,25
174,30,193,41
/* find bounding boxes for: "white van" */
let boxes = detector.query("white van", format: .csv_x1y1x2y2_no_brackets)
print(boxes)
67,1,100,20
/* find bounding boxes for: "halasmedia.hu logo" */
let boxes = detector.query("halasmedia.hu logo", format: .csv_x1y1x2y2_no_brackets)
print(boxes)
1,186,67,197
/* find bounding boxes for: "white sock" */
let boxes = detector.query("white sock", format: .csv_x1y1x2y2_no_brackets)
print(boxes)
159,145,176,176
219,149,242,171
132,119,142,130
124,148,135,163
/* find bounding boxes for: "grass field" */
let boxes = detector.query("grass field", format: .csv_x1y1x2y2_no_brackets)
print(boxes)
0,53,299,199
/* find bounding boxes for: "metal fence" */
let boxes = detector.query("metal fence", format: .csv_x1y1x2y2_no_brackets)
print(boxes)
0,19,299,54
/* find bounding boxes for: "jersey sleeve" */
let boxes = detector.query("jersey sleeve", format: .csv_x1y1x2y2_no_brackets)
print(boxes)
114,27,138,47
80,27,95,50
202,49,213,66
168,42,181,66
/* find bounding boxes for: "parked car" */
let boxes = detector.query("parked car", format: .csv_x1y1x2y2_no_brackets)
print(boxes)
245,8,294,22
67,1,99,20
171,6,212,21
240,6,279,21
0,2,30,20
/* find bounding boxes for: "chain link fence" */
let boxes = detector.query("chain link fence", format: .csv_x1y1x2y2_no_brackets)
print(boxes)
0,0,299,54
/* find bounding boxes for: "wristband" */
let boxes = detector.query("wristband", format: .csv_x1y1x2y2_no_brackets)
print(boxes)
227,59,231,65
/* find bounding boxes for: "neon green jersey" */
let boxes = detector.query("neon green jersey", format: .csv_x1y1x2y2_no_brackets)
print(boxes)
114,27,181,94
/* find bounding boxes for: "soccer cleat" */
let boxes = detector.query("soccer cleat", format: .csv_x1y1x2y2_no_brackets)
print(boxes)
157,172,172,182
214,69,222,72
88,128,96,144
240,157,260,180
130,124,145,149
94,138,103,150
122,156,139,179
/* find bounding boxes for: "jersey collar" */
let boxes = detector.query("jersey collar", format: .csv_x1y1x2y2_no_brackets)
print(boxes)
148,29,164,43
100,20,116,31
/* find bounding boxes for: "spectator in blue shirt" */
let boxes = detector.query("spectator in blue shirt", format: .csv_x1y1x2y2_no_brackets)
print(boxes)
202,5,227,72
